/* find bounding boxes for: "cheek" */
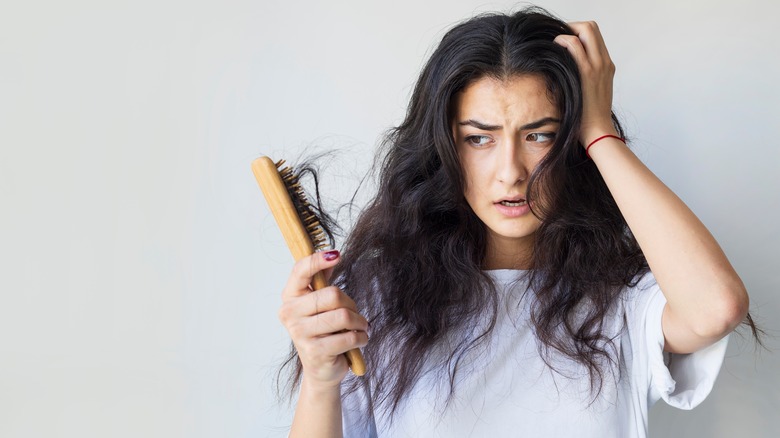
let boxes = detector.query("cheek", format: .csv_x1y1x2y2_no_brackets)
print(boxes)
460,158,483,201
526,148,549,169
460,148,488,178
461,171,475,205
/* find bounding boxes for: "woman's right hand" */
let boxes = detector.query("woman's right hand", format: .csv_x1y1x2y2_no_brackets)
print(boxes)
278,250,369,389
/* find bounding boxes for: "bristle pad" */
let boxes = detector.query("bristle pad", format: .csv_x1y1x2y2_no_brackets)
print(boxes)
275,159,330,251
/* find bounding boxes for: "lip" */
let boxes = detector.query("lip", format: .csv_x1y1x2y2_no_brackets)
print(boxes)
495,195,526,203
493,197,530,217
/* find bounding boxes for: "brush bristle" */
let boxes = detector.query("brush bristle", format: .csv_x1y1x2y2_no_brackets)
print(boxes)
275,159,330,252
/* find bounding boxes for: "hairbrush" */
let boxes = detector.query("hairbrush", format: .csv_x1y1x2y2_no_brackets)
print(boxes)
251,156,367,376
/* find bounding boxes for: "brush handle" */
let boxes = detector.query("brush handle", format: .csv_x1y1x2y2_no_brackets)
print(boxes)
252,156,367,376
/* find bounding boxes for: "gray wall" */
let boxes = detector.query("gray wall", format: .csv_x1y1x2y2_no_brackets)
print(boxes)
1,0,777,436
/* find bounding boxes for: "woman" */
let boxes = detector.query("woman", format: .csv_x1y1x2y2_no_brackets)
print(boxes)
276,7,755,437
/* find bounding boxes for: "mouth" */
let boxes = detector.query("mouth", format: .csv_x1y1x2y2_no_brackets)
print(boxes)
495,197,527,207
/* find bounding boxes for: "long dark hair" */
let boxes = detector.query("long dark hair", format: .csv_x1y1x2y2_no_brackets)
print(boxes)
279,5,761,424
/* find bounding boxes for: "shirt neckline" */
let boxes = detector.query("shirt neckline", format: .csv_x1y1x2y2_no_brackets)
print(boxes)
483,269,530,284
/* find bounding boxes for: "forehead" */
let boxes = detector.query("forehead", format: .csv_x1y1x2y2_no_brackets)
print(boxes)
452,74,559,122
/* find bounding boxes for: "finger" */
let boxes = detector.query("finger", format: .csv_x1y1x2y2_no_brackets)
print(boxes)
322,266,335,283
284,306,364,342
296,330,369,365
554,34,591,72
282,250,341,300
278,286,358,322
316,330,369,356
567,21,611,67
308,286,358,315
303,307,369,338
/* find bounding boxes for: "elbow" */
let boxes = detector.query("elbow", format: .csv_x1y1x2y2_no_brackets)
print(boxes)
693,283,750,340
720,287,749,333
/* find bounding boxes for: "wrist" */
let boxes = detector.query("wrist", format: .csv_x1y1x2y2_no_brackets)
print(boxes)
301,375,343,398
585,134,626,159
580,124,619,147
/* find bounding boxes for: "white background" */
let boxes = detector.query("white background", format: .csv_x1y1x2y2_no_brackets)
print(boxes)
1,0,778,437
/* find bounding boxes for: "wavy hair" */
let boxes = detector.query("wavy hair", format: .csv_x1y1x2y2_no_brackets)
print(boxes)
279,6,762,423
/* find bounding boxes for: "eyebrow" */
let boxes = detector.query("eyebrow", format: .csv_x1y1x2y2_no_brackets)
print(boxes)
457,117,561,131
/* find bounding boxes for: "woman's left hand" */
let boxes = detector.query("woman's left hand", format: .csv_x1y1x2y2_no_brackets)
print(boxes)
554,21,618,146
555,23,750,355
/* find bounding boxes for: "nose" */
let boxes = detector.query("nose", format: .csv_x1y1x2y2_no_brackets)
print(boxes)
496,139,528,185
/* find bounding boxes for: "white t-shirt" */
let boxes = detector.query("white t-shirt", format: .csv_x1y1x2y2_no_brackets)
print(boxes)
341,270,729,437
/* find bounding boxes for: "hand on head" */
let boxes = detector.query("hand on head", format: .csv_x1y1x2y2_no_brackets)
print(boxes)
554,21,619,146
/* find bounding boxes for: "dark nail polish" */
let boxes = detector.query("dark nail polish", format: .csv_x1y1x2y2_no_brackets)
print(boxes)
322,250,340,261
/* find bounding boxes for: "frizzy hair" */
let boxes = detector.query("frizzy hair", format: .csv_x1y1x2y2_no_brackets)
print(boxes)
335,7,644,418
278,6,761,423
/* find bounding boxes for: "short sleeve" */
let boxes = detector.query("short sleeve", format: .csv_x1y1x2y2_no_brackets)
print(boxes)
626,273,729,410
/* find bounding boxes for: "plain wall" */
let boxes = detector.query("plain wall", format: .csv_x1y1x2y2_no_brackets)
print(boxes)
1,0,778,437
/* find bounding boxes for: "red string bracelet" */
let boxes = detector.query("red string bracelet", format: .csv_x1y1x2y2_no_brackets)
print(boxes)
586,134,625,159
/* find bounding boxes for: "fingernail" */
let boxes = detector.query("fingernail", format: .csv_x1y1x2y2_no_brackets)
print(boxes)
322,250,340,261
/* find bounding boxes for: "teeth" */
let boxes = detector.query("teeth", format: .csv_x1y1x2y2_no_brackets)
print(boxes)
500,200,526,207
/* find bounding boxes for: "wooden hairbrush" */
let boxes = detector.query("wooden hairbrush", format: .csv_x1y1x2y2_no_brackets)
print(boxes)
251,156,367,376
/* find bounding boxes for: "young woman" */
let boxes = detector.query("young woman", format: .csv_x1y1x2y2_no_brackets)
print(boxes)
275,7,755,437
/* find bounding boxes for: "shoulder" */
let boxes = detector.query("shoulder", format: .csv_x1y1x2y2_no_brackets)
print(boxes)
620,270,662,313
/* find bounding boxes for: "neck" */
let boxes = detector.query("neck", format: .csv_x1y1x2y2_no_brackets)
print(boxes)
483,233,535,270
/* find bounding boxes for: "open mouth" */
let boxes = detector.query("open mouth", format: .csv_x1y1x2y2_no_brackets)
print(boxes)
498,200,527,207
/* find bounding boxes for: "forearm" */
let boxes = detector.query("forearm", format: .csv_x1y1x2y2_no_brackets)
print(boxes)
589,136,748,341
289,378,343,438
555,21,748,353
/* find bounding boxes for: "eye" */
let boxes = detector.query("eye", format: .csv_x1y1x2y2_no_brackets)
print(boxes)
465,135,493,147
526,132,556,143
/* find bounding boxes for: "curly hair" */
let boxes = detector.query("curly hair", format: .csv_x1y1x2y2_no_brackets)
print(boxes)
278,5,762,424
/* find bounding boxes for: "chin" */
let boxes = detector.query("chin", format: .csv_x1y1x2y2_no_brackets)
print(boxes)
488,227,539,242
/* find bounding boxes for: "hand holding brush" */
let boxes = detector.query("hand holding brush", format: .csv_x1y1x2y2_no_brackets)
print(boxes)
252,157,368,377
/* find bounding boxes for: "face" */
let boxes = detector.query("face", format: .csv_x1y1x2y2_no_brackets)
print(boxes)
451,74,560,269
